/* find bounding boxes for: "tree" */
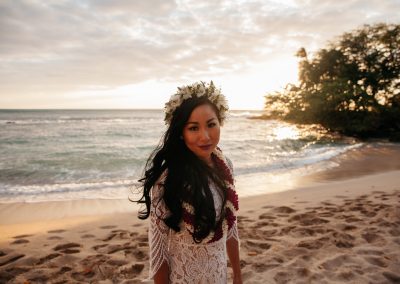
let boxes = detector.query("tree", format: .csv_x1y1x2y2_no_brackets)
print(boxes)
265,23,400,139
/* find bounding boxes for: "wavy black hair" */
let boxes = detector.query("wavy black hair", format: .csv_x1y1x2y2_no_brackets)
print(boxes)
136,96,228,243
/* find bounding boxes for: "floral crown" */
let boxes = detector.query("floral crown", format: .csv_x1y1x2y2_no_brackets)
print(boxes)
164,81,229,125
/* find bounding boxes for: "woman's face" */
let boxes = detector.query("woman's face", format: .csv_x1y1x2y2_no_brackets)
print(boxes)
182,104,220,165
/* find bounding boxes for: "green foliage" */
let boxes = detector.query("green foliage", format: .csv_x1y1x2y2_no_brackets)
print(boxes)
265,23,400,140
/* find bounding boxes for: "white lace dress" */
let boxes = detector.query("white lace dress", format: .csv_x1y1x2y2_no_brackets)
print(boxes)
148,174,239,283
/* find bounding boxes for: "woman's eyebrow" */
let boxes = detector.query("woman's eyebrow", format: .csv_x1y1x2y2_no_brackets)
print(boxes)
186,121,199,125
186,117,217,125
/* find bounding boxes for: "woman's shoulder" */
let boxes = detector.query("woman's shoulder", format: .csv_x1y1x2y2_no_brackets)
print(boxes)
158,170,168,184
215,147,234,171
151,170,168,199
225,156,233,171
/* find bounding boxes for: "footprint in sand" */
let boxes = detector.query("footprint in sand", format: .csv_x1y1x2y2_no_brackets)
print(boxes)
133,249,148,261
288,212,329,226
271,206,296,214
364,256,388,268
319,211,335,217
55,266,73,276
319,254,358,271
258,213,276,220
11,239,29,245
356,249,384,256
261,206,273,209
388,228,400,237
251,262,280,273
53,243,81,254
245,240,271,250
106,259,129,266
290,226,325,237
382,272,400,283
337,224,357,231
47,236,63,240
13,234,34,239
297,237,328,250
36,253,61,265
132,263,145,273
97,243,137,255
331,231,355,248
10,234,32,245
24,271,50,283
81,234,95,239
120,263,145,278
274,271,292,284
278,225,296,236
47,229,66,234
334,195,347,198
137,234,148,243
99,225,117,229
0,266,30,282
261,229,278,237
345,216,362,223
92,244,108,252
294,201,308,204
0,253,25,266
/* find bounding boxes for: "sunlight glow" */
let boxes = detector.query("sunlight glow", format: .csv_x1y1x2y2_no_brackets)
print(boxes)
273,126,299,140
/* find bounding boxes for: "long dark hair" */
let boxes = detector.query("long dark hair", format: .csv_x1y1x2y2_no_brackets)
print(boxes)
136,96,228,242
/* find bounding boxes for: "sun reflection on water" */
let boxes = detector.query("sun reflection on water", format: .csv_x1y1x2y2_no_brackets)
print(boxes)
273,126,300,140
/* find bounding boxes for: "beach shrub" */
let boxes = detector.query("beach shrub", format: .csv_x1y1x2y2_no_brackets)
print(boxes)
264,23,400,139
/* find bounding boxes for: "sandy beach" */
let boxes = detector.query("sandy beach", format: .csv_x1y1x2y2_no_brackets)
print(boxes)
1,144,400,283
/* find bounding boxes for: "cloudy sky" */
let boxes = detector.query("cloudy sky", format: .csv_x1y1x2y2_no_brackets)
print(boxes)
1,0,399,110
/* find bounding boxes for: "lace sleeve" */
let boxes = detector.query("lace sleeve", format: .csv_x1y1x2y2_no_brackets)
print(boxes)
227,217,239,241
148,174,170,279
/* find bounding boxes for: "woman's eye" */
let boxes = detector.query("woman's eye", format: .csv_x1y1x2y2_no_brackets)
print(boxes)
208,122,216,128
188,126,198,131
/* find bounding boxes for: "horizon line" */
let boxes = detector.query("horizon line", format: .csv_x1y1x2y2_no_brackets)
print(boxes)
0,108,264,111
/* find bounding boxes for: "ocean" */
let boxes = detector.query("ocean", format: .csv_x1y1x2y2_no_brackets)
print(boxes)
0,109,362,202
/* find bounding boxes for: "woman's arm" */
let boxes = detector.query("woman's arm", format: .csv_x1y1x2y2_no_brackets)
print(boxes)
227,237,242,284
153,261,169,284
149,178,170,282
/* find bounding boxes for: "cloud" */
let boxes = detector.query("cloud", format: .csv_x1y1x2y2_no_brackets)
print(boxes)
0,0,399,103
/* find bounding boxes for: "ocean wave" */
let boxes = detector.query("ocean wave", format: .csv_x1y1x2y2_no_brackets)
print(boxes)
0,109,365,203
233,143,363,176
0,179,139,203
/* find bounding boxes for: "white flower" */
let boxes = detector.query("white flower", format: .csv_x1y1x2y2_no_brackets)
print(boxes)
196,84,206,97
170,94,181,103
180,86,191,96
208,93,218,103
182,93,192,100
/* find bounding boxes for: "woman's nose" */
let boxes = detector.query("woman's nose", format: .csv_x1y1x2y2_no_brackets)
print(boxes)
200,129,210,141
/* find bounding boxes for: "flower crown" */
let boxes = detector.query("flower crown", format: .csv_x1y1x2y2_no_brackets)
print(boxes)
164,81,229,125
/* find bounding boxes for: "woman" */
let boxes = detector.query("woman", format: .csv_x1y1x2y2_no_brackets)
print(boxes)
137,81,242,283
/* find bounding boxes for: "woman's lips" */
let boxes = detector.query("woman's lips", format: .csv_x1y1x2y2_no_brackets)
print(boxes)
199,144,212,151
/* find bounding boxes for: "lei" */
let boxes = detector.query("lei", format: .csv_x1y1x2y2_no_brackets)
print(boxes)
164,81,229,125
181,147,239,243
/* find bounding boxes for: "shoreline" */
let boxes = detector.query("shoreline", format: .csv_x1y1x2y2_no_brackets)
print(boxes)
1,142,399,241
0,144,400,283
